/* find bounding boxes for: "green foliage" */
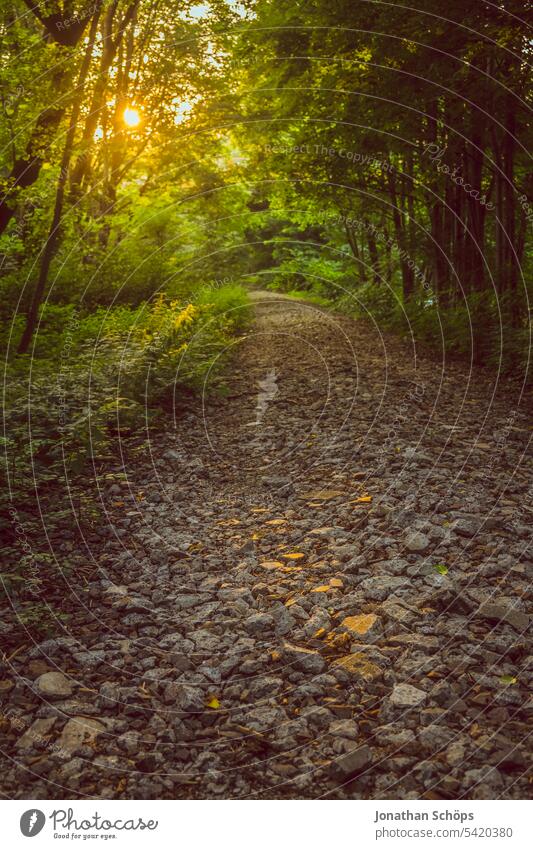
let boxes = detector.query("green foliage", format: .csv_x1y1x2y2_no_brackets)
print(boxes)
3,283,250,495
285,290,330,306
121,285,250,403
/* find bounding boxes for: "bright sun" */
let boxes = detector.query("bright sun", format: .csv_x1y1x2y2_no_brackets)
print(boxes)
123,107,140,127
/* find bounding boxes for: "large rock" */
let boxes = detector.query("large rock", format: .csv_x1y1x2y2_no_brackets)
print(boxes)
58,717,106,754
340,613,381,643
375,725,417,753
331,653,382,682
174,684,204,712
16,717,56,750
35,671,73,700
244,612,275,635
329,719,358,740
283,642,326,674
330,745,372,778
405,531,430,553
451,516,482,537
476,599,529,632
358,576,410,601
390,683,427,709
245,705,288,733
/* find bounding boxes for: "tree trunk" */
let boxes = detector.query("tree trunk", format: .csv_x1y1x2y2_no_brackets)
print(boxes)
387,170,414,300
344,221,367,283
364,221,380,284
17,9,101,354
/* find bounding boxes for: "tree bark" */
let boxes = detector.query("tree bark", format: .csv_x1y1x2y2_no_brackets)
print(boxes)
17,8,101,354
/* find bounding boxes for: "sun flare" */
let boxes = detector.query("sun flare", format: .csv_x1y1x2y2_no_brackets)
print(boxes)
123,107,140,127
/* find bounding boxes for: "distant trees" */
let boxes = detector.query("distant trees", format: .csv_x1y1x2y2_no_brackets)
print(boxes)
232,0,531,365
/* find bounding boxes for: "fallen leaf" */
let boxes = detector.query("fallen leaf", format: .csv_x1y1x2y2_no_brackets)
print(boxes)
207,697,220,709
282,552,305,560
329,578,343,588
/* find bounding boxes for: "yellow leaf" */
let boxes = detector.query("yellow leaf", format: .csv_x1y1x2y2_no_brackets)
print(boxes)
265,519,286,525
207,697,220,709
354,495,372,503
311,585,331,593
329,578,343,587
282,552,305,560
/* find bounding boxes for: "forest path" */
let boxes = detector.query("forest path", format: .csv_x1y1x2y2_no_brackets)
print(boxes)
5,292,531,799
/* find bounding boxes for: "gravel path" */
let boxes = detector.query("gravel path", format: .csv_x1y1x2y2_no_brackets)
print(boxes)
2,292,531,799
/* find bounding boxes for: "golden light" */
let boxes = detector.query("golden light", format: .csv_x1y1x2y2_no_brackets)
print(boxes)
123,107,140,128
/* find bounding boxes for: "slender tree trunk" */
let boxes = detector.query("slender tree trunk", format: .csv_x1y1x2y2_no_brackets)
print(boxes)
503,97,518,320
17,9,101,354
364,222,380,284
388,170,414,300
344,221,367,283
